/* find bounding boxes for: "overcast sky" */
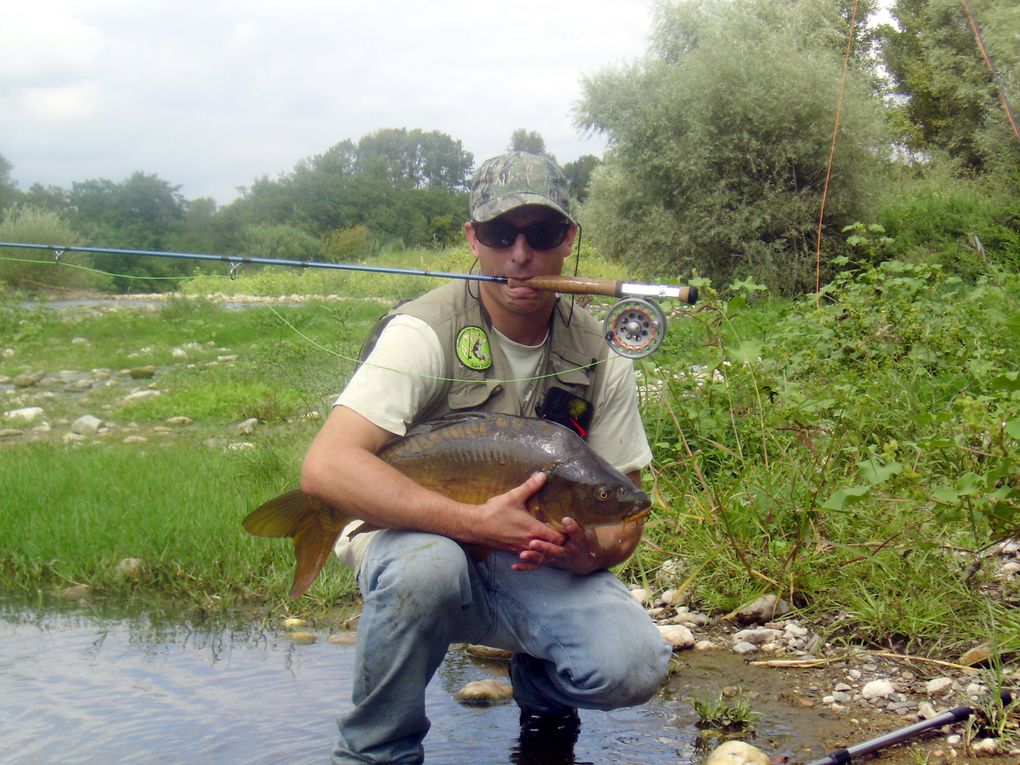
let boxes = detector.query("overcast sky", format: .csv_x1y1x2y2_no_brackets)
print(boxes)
2,0,655,206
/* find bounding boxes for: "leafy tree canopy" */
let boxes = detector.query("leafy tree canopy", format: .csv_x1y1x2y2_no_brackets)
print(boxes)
508,129,549,157
0,152,17,212
880,0,1020,174
577,0,891,293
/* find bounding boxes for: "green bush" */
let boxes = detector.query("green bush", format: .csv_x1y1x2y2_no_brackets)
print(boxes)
877,161,1020,275
0,206,109,293
633,260,1019,650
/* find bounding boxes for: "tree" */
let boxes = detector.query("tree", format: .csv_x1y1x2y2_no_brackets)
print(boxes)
0,152,18,211
562,155,600,203
577,0,891,293
508,129,549,157
66,172,187,291
356,128,474,191
880,0,1020,173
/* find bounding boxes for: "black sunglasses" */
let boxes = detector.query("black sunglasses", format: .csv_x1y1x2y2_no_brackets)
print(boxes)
472,219,571,250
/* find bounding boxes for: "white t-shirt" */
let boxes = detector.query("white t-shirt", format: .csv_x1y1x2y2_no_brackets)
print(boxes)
332,313,653,569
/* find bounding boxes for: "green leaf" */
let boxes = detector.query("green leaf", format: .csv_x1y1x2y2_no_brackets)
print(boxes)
858,459,902,485
1006,419,1020,439
820,485,872,511
725,340,762,365
955,472,982,496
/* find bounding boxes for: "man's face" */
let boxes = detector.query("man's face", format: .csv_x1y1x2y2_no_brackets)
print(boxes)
464,205,577,319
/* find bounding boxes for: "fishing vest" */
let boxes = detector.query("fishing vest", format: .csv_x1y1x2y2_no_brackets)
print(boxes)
360,281,609,428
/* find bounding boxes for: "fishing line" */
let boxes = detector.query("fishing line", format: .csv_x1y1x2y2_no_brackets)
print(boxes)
263,301,610,387
0,247,611,387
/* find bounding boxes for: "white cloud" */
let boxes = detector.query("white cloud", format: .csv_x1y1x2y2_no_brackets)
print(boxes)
3,0,654,203
19,83,102,121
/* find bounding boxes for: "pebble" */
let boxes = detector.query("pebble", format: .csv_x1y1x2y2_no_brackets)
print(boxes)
630,587,650,605
703,740,770,765
71,414,103,434
465,644,512,660
453,679,513,705
4,406,45,422
115,558,146,578
861,679,895,700
658,624,695,650
733,594,792,624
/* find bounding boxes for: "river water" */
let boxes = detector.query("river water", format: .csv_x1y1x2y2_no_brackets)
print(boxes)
0,601,851,765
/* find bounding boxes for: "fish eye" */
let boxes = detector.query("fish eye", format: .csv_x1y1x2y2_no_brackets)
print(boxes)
595,486,610,501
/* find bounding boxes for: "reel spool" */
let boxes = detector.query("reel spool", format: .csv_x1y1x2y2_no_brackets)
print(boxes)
603,298,667,358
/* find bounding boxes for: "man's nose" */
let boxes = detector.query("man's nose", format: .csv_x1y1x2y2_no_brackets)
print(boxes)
508,233,533,262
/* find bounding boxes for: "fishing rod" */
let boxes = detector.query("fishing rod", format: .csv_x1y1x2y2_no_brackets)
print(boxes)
0,240,699,358
807,690,1015,765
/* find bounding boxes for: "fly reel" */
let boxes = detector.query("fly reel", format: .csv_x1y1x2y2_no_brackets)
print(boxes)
603,298,667,359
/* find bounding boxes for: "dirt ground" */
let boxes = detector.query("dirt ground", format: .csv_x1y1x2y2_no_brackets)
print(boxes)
668,633,1019,765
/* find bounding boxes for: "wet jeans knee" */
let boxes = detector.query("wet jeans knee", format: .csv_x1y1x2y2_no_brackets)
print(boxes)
360,531,475,621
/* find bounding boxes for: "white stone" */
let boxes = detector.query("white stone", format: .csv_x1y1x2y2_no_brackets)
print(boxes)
703,740,770,765
861,679,896,700
236,417,259,435
3,406,44,422
971,738,997,754
732,627,782,645
71,414,103,434
454,679,513,705
124,390,160,402
926,677,954,694
116,558,145,577
657,624,695,650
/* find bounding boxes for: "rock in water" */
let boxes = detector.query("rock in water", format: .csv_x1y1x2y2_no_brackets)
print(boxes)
454,679,513,706
704,740,771,765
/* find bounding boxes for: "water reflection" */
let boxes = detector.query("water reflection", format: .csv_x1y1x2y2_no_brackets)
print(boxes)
0,602,800,764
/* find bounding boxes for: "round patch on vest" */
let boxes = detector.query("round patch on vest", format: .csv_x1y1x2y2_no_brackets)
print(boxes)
455,326,492,370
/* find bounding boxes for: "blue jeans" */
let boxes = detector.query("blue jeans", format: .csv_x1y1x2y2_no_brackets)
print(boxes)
332,530,672,764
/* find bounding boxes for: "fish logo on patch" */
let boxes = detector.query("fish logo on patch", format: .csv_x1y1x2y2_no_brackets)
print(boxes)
455,326,492,370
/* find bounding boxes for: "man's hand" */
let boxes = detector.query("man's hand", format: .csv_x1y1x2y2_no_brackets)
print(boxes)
471,472,567,555
513,516,644,574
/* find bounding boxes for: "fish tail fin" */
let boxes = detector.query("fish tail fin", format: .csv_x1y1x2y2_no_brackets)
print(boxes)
242,489,348,600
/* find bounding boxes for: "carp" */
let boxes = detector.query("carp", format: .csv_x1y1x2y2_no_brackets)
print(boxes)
243,412,651,598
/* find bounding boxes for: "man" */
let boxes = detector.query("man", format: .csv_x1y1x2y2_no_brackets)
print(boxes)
301,151,671,764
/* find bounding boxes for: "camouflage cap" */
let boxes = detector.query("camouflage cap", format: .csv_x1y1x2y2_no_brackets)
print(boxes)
469,151,574,222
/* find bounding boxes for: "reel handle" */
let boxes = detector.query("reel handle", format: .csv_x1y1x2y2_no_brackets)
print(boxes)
509,275,698,304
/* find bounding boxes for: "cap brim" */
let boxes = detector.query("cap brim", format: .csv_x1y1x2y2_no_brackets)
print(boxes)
471,193,574,223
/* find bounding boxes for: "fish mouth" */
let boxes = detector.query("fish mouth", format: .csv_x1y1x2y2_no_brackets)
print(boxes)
624,507,651,525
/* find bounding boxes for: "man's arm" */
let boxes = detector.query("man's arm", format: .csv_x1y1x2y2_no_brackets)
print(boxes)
300,405,567,556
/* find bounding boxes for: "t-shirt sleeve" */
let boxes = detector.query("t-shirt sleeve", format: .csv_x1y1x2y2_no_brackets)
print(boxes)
586,353,653,476
334,314,445,436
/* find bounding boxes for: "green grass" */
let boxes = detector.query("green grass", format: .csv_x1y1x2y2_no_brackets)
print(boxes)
623,261,1020,655
0,438,356,609
2,255,1018,656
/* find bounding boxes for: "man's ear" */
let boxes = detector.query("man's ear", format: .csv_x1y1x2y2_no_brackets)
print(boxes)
464,221,480,257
